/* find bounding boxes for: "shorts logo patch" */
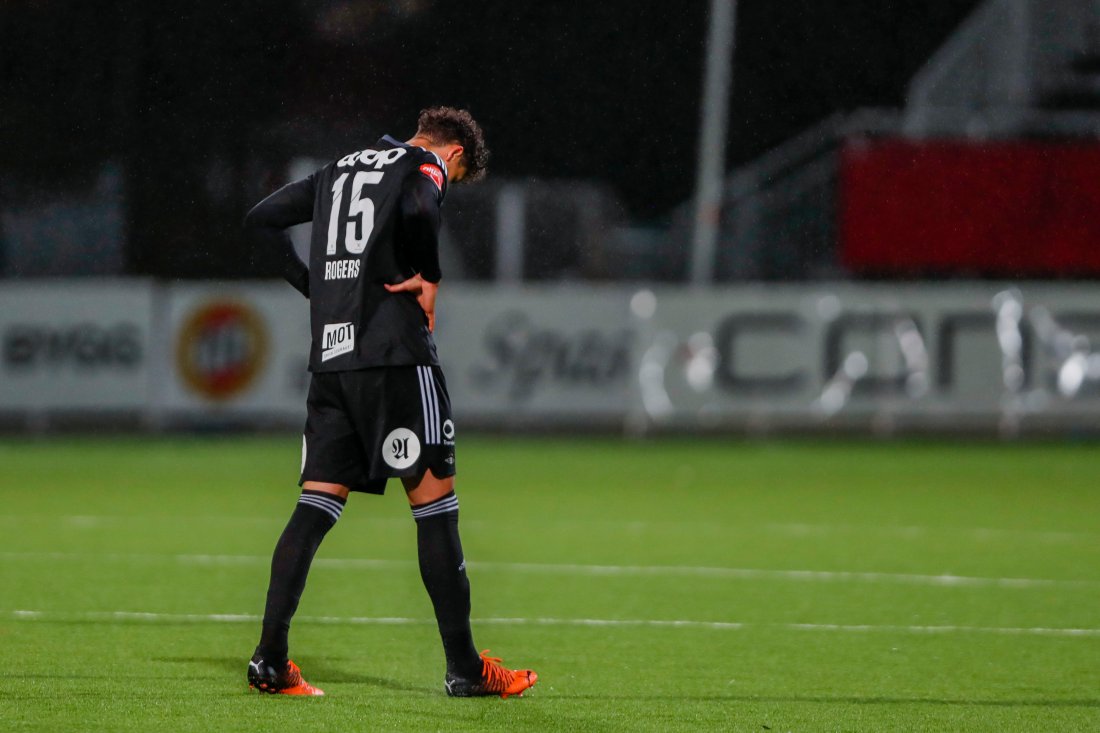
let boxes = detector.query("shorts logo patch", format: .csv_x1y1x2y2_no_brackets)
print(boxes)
321,322,355,362
419,163,444,193
383,427,421,470
442,419,455,440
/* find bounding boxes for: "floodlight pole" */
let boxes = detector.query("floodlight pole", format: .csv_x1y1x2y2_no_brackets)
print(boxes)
690,0,738,285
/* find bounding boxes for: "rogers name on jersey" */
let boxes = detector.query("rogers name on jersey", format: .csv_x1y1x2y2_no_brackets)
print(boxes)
324,258,360,280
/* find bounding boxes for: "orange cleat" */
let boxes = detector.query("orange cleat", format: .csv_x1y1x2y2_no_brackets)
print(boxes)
444,650,538,699
248,658,324,696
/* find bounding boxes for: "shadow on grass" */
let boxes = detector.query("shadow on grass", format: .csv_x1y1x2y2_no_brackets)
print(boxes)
152,655,433,695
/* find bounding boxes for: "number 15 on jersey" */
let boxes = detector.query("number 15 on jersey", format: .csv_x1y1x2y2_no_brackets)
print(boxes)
326,171,381,256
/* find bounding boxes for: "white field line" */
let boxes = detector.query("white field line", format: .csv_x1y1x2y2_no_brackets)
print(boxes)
6,609,1099,638
764,522,1098,544
0,515,408,528
0,515,1096,545
1,551,1097,590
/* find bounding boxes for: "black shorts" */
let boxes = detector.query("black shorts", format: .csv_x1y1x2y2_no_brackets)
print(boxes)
300,366,456,494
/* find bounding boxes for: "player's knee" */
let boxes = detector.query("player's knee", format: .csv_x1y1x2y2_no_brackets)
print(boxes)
404,469,455,505
302,480,351,500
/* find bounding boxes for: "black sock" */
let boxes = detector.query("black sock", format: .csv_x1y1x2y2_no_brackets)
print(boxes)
255,490,346,665
412,491,481,678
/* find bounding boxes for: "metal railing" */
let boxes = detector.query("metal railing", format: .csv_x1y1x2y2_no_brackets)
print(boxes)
905,0,1100,133
671,110,901,280
677,105,1100,282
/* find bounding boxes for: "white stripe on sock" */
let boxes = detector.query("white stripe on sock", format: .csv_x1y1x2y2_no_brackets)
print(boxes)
413,497,462,512
297,502,341,523
412,503,459,521
411,495,459,519
299,493,345,515
299,490,341,508
297,495,343,522
297,497,342,520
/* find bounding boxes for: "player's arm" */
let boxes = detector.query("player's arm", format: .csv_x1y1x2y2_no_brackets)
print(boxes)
244,176,315,298
399,172,443,283
384,173,444,331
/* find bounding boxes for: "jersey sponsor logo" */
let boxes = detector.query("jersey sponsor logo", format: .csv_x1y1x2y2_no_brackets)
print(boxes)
382,427,421,470
337,147,408,169
177,300,268,401
419,164,444,193
321,322,355,362
323,258,361,281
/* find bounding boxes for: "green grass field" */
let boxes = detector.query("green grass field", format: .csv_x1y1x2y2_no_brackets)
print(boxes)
2,437,1098,732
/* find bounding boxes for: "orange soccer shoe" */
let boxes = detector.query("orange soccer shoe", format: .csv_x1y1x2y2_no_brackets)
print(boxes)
444,650,538,699
248,657,325,696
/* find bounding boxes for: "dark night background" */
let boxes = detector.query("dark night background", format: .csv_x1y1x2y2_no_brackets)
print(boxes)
0,0,982,277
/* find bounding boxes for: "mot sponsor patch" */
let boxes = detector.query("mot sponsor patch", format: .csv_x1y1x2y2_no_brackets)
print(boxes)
321,322,354,362
419,164,444,192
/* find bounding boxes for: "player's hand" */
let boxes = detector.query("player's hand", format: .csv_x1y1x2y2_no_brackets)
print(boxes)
385,274,439,332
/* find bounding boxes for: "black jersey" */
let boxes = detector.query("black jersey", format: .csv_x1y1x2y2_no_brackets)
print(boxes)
245,135,449,372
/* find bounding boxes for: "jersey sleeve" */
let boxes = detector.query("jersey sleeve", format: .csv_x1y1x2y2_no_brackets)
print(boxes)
415,155,447,204
244,176,315,298
399,172,443,283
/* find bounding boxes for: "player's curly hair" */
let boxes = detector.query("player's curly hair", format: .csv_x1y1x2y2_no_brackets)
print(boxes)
416,106,489,182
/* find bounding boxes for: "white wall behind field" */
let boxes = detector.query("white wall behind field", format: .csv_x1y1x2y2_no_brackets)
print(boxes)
1,280,1098,436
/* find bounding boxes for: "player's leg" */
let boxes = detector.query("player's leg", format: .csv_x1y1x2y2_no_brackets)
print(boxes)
403,469,538,699
249,479,349,696
252,482,348,668
401,469,476,675
249,374,365,696
354,364,536,697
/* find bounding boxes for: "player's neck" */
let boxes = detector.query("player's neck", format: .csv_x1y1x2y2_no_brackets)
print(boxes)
406,136,434,151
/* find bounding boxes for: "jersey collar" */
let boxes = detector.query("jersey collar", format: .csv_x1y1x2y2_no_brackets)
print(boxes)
380,134,450,180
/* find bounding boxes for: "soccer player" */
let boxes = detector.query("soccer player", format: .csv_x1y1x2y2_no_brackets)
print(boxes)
242,107,537,699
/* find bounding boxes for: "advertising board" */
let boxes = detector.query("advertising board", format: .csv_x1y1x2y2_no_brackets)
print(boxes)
432,287,635,424
159,283,310,418
0,280,155,412
638,284,1100,431
2,280,1096,434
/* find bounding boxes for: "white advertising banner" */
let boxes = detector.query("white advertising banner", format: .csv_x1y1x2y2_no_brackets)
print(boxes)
159,282,310,418
0,280,154,411
436,283,1100,432
639,284,1100,430
433,287,635,423
1,279,1097,433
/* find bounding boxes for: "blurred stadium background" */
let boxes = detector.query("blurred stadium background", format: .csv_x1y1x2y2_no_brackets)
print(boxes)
2,1,1099,731
2,0,1100,435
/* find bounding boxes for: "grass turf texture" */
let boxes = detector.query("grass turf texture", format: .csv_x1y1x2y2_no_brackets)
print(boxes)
1,437,1098,732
